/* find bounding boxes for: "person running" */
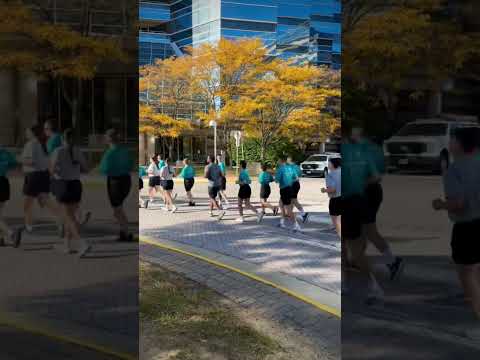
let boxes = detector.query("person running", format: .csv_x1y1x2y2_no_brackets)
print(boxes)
353,128,404,280
276,157,302,232
217,154,230,208
432,127,480,340
146,155,161,208
139,164,148,208
0,146,22,247
235,160,263,224
49,129,91,257
287,156,309,223
21,124,62,236
205,155,225,219
179,158,196,206
100,128,134,242
343,129,383,303
160,158,177,212
258,164,278,215
321,157,341,237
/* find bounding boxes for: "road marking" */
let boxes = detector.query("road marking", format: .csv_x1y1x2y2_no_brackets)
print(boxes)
140,236,341,318
0,313,136,360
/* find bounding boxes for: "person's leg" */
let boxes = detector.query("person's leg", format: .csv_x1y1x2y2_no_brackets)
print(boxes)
38,193,61,220
458,265,480,319
113,205,129,236
24,196,35,231
0,203,11,237
331,215,341,237
238,198,244,217
457,265,474,304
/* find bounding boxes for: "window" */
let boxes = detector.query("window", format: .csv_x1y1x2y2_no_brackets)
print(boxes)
222,2,277,23
306,155,327,162
397,124,447,136
221,19,276,32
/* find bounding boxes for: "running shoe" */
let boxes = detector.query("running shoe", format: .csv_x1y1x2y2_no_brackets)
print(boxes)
257,212,264,223
81,211,92,226
387,257,405,281
24,225,33,233
292,223,302,232
78,244,91,258
218,211,226,221
188,202,196,206
235,217,244,224
171,207,178,213
278,222,287,229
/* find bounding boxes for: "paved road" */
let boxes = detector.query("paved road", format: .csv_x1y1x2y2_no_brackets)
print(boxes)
0,175,138,358
344,174,480,359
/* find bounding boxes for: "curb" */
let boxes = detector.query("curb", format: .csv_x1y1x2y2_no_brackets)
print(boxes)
140,236,341,318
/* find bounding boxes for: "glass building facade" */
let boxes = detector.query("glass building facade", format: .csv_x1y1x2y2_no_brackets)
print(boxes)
139,0,341,68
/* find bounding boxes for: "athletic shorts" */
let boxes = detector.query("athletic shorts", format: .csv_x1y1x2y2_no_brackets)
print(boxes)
343,194,367,239
54,179,82,204
184,178,195,192
23,171,51,197
451,219,480,265
107,175,131,208
0,176,10,202
260,184,271,200
208,186,220,199
139,178,143,190
220,176,227,191
238,184,252,199
364,182,383,224
280,186,292,206
291,181,300,199
161,179,174,191
149,176,160,188
329,196,342,216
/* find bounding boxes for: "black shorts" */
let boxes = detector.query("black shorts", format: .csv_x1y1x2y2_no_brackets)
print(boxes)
184,178,195,192
280,186,292,206
139,178,144,190
107,175,131,208
291,181,300,199
149,176,160,188
23,171,51,197
220,176,227,191
364,182,383,224
238,184,252,199
260,184,271,199
329,196,342,216
0,176,10,202
343,194,367,239
451,219,480,265
54,179,82,204
161,179,174,191
208,186,219,199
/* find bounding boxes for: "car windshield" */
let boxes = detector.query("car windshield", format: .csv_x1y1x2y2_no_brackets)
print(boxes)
396,123,447,136
306,155,327,161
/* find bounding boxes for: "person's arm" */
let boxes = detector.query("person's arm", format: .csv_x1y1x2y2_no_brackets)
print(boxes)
48,149,58,175
179,167,186,178
433,167,465,213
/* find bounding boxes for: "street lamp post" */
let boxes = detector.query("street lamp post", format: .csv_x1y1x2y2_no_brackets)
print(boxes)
209,120,217,157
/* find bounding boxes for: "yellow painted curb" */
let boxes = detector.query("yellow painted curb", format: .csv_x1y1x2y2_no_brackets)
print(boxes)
140,237,341,318
0,314,137,360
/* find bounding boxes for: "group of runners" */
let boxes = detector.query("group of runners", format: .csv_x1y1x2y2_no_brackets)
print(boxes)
139,153,311,231
0,121,135,257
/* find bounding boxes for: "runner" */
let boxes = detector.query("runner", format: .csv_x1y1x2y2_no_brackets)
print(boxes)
146,155,161,208
217,154,230,208
179,158,195,206
287,156,309,223
160,158,177,213
49,129,91,257
354,128,404,280
139,164,148,208
276,157,302,232
343,129,383,304
432,127,480,340
100,128,134,242
204,155,225,219
235,160,263,224
21,124,62,236
158,154,177,201
258,163,278,215
321,157,341,237
0,146,22,247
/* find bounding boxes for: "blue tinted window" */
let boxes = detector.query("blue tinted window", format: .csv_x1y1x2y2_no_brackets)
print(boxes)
278,17,310,26
171,0,191,13
222,2,277,22
278,4,310,18
168,14,193,33
140,3,170,21
221,19,276,32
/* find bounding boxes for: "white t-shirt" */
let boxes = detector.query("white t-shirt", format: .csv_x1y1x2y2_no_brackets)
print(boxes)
326,168,341,198
160,165,173,180
147,162,161,177
22,139,49,173
50,146,88,180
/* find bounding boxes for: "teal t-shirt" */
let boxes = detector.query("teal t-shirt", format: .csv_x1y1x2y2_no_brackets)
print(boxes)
342,143,378,197
287,163,301,181
180,165,195,179
275,164,294,189
0,148,17,177
238,169,251,185
258,171,274,185
218,162,226,175
100,145,133,176
47,133,63,155
362,140,385,175
159,160,165,168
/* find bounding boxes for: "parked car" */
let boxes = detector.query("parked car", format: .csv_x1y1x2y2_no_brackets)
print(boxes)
300,153,340,177
384,115,479,174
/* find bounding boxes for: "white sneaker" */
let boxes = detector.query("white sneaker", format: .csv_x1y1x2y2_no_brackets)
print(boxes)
293,223,302,232
235,217,244,223
171,207,178,213
278,222,287,229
